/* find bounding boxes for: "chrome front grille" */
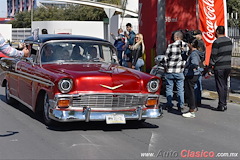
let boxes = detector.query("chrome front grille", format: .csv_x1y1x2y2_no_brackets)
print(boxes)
72,94,147,108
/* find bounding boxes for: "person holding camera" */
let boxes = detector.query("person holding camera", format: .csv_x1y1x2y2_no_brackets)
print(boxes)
0,33,29,57
111,28,125,66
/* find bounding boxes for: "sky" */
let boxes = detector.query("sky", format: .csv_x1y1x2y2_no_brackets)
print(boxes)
0,0,7,17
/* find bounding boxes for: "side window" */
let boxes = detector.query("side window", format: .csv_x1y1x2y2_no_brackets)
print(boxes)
102,46,112,63
30,44,38,62
41,44,54,62
87,45,99,59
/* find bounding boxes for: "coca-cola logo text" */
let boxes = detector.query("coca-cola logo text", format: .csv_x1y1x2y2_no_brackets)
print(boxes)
202,0,216,44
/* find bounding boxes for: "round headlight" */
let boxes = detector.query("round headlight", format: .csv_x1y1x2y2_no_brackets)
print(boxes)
147,79,160,93
58,79,73,93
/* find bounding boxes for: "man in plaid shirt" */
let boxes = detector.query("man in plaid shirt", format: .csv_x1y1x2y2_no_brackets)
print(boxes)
164,31,189,111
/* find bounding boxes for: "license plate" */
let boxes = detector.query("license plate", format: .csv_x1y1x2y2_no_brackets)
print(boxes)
106,114,126,124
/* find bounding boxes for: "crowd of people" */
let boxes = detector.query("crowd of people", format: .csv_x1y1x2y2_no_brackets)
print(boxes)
164,26,232,118
110,23,145,71
110,24,232,118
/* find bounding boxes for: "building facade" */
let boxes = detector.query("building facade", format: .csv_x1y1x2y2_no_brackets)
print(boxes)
7,0,36,17
7,0,70,17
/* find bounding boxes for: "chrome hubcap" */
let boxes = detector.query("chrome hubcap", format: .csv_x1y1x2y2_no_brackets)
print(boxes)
6,84,10,101
44,94,50,121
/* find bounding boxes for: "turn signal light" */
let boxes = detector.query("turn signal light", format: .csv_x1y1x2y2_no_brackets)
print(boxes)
146,99,158,106
58,99,70,108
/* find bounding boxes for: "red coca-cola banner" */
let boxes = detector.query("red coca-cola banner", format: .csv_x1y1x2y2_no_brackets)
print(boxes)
198,0,227,65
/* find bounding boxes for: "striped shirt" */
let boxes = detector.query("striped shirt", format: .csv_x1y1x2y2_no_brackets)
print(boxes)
0,34,24,57
210,36,232,70
165,40,189,73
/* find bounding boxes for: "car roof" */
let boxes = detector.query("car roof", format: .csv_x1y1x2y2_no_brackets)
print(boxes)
24,34,109,43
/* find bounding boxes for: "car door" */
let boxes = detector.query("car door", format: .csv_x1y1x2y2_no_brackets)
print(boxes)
16,44,39,107
16,60,34,107
4,58,19,99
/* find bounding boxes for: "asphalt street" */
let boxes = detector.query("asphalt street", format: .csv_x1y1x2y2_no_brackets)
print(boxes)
0,86,240,160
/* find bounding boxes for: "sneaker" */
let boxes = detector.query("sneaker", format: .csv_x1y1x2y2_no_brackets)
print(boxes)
182,112,196,118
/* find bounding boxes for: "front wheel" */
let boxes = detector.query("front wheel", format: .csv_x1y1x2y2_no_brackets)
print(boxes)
42,93,56,126
5,82,17,105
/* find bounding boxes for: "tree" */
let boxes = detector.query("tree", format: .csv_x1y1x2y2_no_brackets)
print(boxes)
8,5,108,28
98,0,121,5
9,11,31,28
227,0,240,27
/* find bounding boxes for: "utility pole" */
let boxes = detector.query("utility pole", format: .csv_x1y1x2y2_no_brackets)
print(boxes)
104,8,115,41
156,0,166,55
31,0,34,30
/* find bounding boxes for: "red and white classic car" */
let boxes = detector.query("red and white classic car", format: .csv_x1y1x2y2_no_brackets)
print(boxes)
0,34,162,125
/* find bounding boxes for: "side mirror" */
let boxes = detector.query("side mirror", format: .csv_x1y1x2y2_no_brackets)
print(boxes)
112,53,119,64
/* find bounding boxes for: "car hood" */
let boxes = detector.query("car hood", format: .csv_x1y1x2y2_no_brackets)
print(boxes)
43,63,147,93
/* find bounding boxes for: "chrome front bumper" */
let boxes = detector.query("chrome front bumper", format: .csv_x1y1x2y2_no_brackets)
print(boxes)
49,107,162,122
48,93,162,122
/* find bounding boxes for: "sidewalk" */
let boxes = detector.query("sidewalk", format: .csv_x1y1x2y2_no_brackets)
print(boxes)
202,67,240,104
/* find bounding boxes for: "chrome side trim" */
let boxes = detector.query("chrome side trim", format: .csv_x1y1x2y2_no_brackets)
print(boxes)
8,71,54,86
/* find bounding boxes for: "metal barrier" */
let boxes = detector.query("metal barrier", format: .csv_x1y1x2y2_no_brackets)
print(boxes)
228,27,240,57
12,28,31,42
230,38,240,57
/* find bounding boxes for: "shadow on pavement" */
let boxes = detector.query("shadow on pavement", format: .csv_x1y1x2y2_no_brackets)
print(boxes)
47,120,159,132
198,104,214,110
0,131,19,137
0,95,36,120
0,95,160,132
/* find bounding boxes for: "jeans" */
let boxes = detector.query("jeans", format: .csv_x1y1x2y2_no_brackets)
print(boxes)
117,50,123,66
165,72,185,108
194,75,202,105
135,58,144,71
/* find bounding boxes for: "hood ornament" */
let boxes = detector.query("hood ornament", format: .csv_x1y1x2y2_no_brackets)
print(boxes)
100,84,123,90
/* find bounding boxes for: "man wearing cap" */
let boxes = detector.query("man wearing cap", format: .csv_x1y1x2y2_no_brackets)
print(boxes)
193,30,206,107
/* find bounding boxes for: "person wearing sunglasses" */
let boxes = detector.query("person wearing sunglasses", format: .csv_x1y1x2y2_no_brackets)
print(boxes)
129,33,145,71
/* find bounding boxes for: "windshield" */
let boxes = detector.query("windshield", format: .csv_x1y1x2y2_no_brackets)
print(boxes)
40,41,117,64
